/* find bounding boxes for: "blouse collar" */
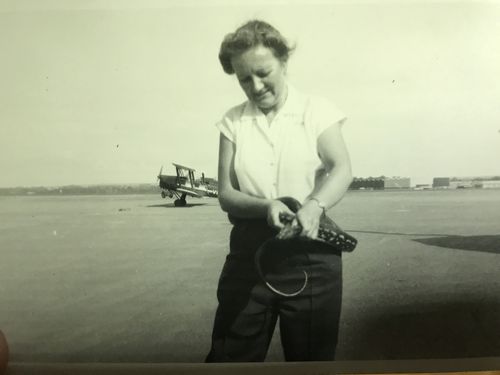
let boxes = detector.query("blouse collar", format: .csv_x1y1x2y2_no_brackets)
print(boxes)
241,83,306,121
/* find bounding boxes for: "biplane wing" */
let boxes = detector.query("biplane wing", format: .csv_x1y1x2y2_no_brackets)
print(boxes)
172,163,195,172
176,187,202,197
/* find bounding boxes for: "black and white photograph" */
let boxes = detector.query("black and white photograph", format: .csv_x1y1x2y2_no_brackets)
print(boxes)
1,0,499,370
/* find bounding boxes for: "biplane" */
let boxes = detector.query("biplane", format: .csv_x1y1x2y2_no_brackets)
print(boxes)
157,163,218,206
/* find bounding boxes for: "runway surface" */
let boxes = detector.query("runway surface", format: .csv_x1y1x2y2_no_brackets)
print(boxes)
0,189,499,363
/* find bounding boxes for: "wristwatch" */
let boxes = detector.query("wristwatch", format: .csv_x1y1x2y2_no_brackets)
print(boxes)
309,197,327,214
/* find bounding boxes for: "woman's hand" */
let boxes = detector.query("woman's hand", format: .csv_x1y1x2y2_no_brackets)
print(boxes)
294,200,324,239
267,200,296,229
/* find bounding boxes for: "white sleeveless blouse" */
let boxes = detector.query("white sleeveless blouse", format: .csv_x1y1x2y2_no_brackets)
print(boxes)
216,84,347,204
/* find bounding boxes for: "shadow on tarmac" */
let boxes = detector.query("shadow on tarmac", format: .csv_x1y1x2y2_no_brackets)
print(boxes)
146,203,208,208
348,230,500,254
349,229,452,237
413,235,500,254
341,299,500,360
18,301,500,363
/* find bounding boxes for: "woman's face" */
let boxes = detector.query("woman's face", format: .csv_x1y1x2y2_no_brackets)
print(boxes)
230,45,287,114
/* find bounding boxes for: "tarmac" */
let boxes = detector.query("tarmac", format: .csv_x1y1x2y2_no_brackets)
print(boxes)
0,190,499,363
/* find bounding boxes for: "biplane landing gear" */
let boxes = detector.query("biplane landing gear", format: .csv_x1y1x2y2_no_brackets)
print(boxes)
161,191,166,199
174,199,187,207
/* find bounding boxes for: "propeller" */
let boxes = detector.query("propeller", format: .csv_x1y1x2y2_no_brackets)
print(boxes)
155,166,164,187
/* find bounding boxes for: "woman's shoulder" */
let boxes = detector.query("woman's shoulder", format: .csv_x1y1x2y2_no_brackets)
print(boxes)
216,100,251,141
294,90,347,130
221,100,250,122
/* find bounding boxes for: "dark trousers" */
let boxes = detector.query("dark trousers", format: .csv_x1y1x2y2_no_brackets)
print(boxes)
205,219,343,362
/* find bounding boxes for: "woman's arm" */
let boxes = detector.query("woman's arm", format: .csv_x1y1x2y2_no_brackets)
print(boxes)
312,122,353,208
217,133,294,227
295,123,353,238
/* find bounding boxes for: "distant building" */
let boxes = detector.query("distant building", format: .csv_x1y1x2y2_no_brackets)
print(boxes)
481,180,500,189
432,175,500,189
449,179,475,189
349,176,410,190
349,177,384,190
384,177,411,189
414,184,432,190
433,177,450,189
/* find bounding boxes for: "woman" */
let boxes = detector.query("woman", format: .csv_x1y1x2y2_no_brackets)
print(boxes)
206,20,353,362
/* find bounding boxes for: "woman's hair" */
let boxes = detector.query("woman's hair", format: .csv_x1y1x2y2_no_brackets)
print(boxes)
218,20,295,75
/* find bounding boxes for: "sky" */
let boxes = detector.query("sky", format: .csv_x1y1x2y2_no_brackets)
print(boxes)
1,0,499,187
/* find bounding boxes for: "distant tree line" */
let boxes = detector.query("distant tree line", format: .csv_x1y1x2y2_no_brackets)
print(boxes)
0,184,160,196
0,179,220,196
